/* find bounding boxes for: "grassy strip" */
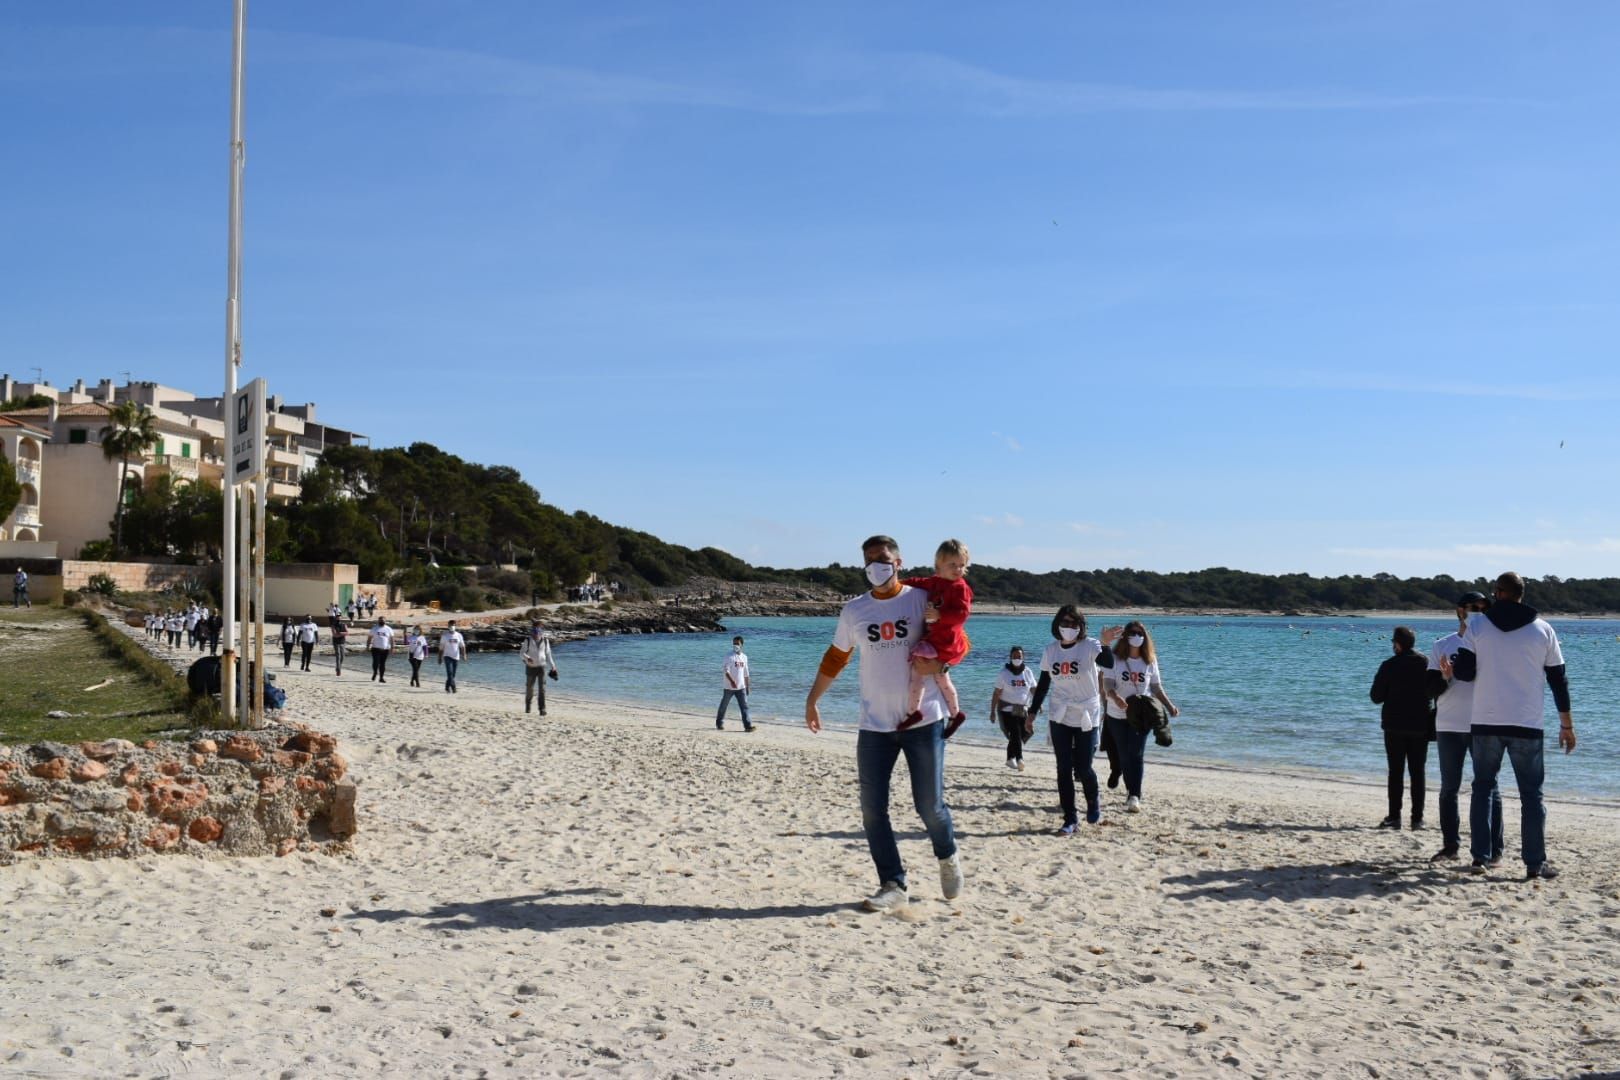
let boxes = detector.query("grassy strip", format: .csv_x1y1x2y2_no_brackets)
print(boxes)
78,609,222,730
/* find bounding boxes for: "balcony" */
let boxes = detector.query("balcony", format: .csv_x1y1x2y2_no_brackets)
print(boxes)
268,480,301,502
14,459,40,485
13,504,40,528
147,454,201,482
268,446,302,468
267,411,304,437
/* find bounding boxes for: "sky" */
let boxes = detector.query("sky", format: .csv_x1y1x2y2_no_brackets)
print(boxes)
3,2,1618,579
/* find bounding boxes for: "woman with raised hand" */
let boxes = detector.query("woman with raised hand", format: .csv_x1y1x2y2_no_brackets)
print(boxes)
1102,620,1180,815
1026,605,1121,835
989,644,1038,771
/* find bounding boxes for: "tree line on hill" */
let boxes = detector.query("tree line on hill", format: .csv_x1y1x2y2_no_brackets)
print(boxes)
87,439,1620,613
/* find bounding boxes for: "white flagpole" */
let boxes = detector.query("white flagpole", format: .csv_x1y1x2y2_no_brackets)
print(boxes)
221,0,247,725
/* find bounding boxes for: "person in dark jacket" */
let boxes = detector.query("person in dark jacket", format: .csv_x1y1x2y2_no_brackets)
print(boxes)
1370,625,1434,829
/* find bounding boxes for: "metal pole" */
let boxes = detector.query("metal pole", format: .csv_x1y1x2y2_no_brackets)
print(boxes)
238,484,251,725
221,0,248,723
253,473,267,729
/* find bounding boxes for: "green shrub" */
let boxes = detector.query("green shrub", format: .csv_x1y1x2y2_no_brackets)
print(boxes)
87,572,119,597
61,589,82,607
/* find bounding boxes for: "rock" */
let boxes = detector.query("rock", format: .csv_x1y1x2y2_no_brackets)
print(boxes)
220,736,263,763
119,764,141,787
188,817,224,843
70,761,109,783
276,837,297,856
327,780,358,839
80,738,137,761
188,754,208,769
190,739,218,755
294,776,327,795
158,761,184,777
126,792,145,813
283,731,337,755
147,779,209,820
259,775,285,796
47,710,73,719
30,758,68,781
316,753,348,783
143,823,181,850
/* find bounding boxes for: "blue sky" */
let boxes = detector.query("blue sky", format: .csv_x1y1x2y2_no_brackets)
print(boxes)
4,3,1618,578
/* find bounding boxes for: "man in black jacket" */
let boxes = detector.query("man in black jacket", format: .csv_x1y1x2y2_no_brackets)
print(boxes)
1370,625,1434,829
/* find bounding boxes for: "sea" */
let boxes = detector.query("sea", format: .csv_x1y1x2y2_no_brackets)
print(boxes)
460,614,1620,803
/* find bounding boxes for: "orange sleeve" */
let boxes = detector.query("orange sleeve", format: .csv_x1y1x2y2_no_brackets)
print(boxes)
818,645,853,679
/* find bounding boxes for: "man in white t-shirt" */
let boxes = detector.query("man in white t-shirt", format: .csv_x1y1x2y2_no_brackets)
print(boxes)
1446,572,1576,880
438,620,467,694
805,534,961,912
717,635,754,732
367,617,395,682
297,615,320,671
1426,591,1502,864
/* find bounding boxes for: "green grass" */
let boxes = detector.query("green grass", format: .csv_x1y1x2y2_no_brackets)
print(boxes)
0,608,193,745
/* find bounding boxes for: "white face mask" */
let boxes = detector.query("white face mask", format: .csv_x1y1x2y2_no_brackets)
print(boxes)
865,561,896,588
1127,634,1145,647
1058,626,1080,644
733,644,743,653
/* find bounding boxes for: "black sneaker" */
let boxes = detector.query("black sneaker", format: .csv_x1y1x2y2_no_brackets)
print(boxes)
1410,818,1424,831
1429,847,1459,863
1466,860,1489,875
1107,769,1121,790
1526,863,1559,881
1376,815,1401,830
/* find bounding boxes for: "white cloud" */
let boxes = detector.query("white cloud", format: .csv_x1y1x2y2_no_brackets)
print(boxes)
975,513,1025,528
991,431,1023,453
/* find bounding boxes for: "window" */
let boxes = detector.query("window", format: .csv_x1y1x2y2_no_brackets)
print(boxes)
181,442,191,458
155,438,165,457
69,428,88,444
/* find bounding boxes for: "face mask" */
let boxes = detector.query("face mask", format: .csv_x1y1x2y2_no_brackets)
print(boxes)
733,644,743,653
1058,626,1080,644
865,561,896,588
1009,659,1024,670
1127,634,1145,648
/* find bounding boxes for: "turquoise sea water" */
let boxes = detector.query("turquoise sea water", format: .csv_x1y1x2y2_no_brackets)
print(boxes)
464,614,1620,801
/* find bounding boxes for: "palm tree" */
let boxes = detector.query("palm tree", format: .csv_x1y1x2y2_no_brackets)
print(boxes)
99,401,159,554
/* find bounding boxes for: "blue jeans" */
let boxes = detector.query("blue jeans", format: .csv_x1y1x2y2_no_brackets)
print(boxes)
443,657,459,691
856,724,957,889
1104,716,1149,798
1469,734,1545,869
1437,732,1501,856
1051,723,1100,825
717,688,751,728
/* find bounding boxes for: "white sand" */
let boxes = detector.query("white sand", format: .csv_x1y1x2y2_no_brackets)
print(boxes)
3,647,1618,1078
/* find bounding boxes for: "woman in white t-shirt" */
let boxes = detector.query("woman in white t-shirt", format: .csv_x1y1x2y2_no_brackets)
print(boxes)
989,645,1038,771
1027,605,1122,835
406,625,428,687
1102,620,1179,814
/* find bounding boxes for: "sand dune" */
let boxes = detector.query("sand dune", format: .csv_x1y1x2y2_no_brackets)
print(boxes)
3,644,1617,1077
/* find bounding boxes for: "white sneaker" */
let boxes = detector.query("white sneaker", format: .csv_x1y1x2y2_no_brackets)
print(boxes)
939,853,964,900
1016,758,1025,772
861,881,907,912
1125,795,1142,813
1005,759,1019,770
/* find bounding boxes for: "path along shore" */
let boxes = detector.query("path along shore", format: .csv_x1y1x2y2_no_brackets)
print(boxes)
3,630,1618,1077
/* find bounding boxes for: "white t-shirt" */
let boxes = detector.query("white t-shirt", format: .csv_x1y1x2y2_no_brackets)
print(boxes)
368,624,395,651
831,586,946,732
723,650,750,690
298,621,319,644
994,665,1038,708
167,616,183,632
1462,611,1564,732
439,630,467,661
1038,638,1105,729
407,633,428,660
1427,632,1475,735
1104,657,1160,720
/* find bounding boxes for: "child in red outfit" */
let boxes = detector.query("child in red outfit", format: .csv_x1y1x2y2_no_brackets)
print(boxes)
899,538,973,738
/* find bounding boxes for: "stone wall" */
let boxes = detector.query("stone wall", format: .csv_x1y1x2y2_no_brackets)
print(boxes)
60,559,205,593
0,725,356,863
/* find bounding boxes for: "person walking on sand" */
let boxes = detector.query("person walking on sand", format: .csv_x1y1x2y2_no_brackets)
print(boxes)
13,567,29,608
329,612,348,676
439,620,467,694
1026,606,1121,835
280,616,296,668
1427,592,1503,864
717,635,754,732
1101,620,1180,814
297,614,319,672
1370,626,1435,830
520,621,559,715
1444,571,1576,880
804,534,962,913
406,624,427,687
989,645,1038,771
367,616,395,683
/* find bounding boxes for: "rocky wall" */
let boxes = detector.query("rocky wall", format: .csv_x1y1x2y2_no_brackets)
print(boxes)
0,725,356,864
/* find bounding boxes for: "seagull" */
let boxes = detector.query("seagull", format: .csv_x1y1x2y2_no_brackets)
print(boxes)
1559,440,1565,449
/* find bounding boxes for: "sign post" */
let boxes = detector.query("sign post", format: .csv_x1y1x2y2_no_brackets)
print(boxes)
221,0,248,726
229,378,265,726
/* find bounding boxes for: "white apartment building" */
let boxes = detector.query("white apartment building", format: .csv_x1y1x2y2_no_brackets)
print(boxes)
0,414,49,543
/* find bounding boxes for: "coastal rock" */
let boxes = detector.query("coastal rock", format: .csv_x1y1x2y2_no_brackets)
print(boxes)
327,781,358,839
187,817,224,844
220,735,264,763
190,739,218,755
283,732,336,755
30,758,69,781
70,761,109,783
143,824,180,850
81,739,137,761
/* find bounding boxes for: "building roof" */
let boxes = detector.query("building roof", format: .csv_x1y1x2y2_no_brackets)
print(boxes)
8,402,112,419
0,414,52,438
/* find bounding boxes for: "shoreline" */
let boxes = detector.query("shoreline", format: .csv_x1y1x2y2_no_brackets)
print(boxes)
6,631,1619,1075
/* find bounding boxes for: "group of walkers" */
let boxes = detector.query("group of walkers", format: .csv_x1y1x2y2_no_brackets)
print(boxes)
144,602,222,654
803,533,1579,913
1372,572,1576,880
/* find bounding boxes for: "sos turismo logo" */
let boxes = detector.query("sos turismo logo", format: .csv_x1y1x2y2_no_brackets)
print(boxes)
865,619,911,643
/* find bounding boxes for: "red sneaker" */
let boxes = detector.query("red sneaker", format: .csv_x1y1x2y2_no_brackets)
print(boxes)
942,712,967,739
896,710,924,731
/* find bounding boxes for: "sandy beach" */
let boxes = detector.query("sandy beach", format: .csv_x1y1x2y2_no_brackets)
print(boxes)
3,640,1618,1078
